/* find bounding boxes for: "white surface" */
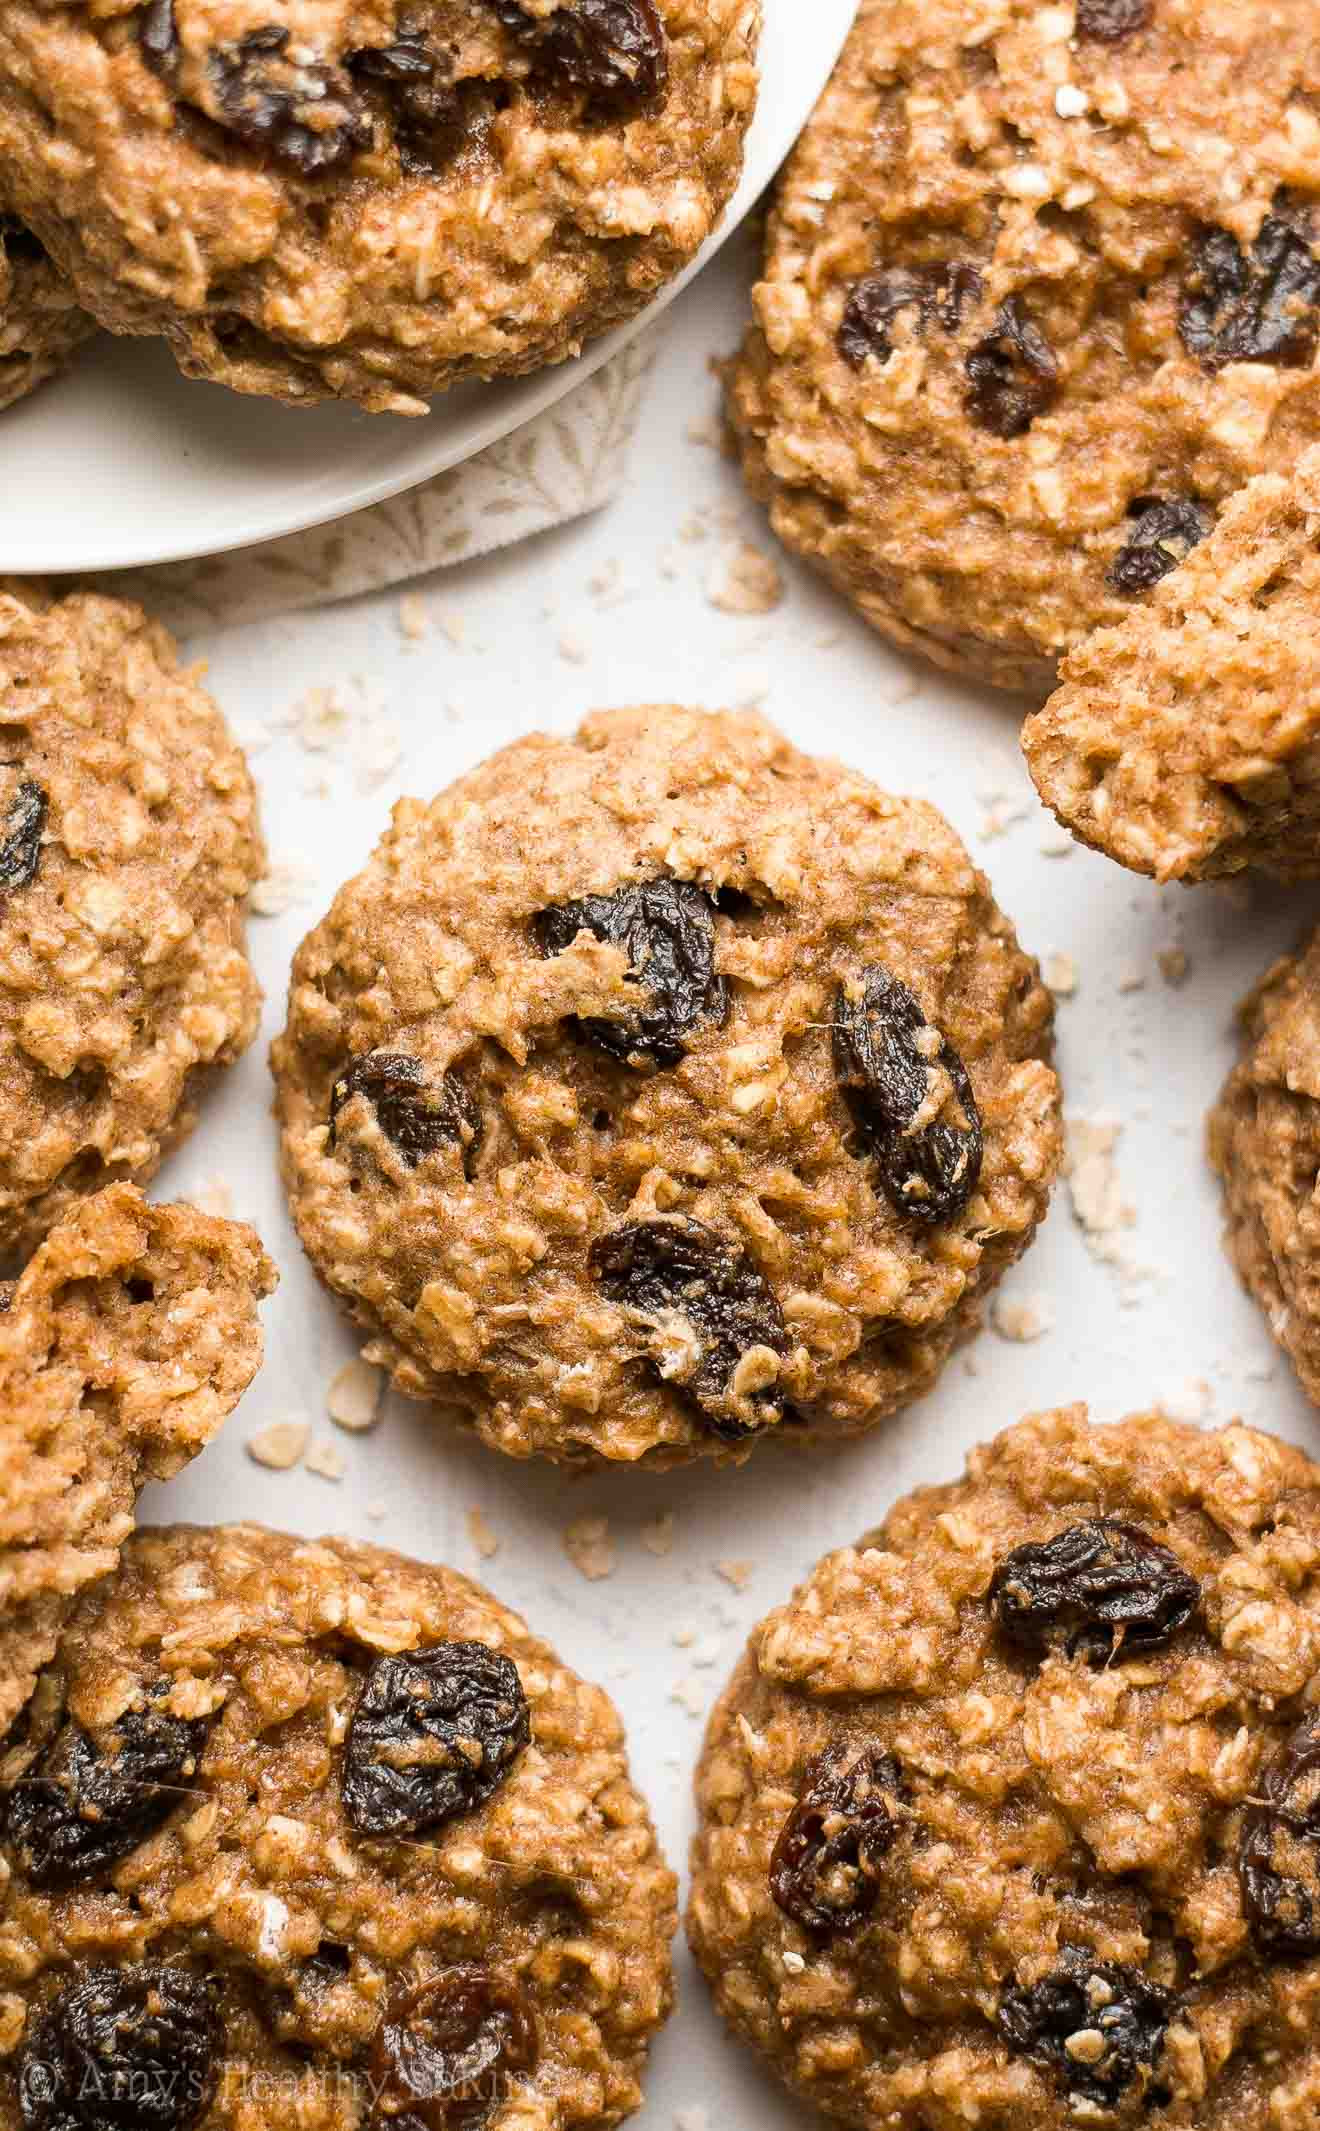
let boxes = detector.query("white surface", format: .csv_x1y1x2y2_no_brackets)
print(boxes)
135,239,1320,2129
0,0,853,577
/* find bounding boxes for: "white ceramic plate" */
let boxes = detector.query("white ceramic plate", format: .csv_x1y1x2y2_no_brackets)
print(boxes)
0,0,854,575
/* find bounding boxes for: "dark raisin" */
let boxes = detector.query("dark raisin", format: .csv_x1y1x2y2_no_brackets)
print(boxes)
491,0,668,105
1107,495,1213,594
351,35,464,174
965,298,1060,437
838,262,983,368
1180,212,1320,372
142,5,371,176
0,780,47,894
998,1952,1173,2107
1076,0,1153,40
589,1215,789,1440
989,1520,1200,1663
1,1689,210,1888
833,967,983,1227
342,1642,530,1840
1240,1716,1320,1957
533,877,729,1069
369,1967,538,2131
770,1743,904,1935
16,1965,220,2131
329,1053,482,1173
0,219,46,267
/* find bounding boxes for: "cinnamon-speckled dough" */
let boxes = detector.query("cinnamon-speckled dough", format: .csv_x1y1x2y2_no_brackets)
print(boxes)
726,0,1320,697
690,1405,1320,2131
0,583,264,1259
0,1184,275,1739
0,0,759,414
1025,447,1320,881
0,221,92,412
0,1522,676,2131
1209,929,1320,1403
273,706,1061,1470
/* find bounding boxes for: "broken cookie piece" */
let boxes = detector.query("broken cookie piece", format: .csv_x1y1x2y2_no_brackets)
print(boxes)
1024,450,1320,882
0,1183,275,1732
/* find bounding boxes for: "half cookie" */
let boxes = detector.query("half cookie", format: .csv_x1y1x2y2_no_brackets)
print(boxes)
1024,450,1320,882
0,1183,275,1734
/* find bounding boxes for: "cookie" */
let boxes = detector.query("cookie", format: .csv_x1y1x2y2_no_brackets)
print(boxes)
0,1520,676,2131
0,2,760,415
1025,448,1320,881
1209,930,1320,1403
689,1404,1320,2131
274,705,1061,1470
0,583,264,1259
0,1184,275,1738
726,0,1320,697
0,219,92,412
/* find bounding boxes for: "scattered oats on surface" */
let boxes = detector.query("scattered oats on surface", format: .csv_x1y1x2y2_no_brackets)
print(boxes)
814,629,842,650
686,415,722,449
1038,828,1076,857
250,860,316,918
558,629,590,666
1157,1376,1213,1424
437,610,466,649
1118,964,1146,994
588,558,620,600
641,1511,675,1557
355,719,403,793
673,1626,697,1649
977,789,1032,842
1158,947,1190,987
247,1421,309,1472
465,1508,500,1561
563,1515,615,1581
287,685,349,752
707,542,784,616
715,1558,754,1591
184,1175,233,1219
365,1500,387,1521
657,546,680,580
678,514,707,545
1043,951,1077,997
397,593,429,642
734,670,772,709
670,1676,708,1719
675,2109,712,2131
992,1293,1056,1343
232,716,271,756
1064,1115,1130,1244
327,1358,383,1434
305,1438,346,1482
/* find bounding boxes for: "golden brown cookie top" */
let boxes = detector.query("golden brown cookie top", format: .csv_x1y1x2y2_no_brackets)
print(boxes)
727,0,1320,694
0,1521,676,2131
274,706,1060,1468
1024,449,1320,881
0,1184,276,1735
0,583,263,1256
690,1405,1320,2130
0,0,759,409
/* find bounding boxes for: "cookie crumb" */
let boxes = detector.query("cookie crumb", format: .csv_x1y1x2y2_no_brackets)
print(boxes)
706,543,784,616
686,416,722,449
1038,828,1076,857
714,1558,755,1591
365,1499,387,1521
1118,965,1146,994
305,1439,346,1483
1043,951,1077,997
184,1175,233,1219
466,1508,500,1561
1157,1376,1213,1424
327,1358,384,1434
288,685,348,753
563,1515,615,1581
641,1511,675,1557
675,2109,711,2131
991,1293,1055,1343
250,860,315,917
397,593,429,642
438,610,466,649
670,1676,707,1719
1158,947,1190,987
247,1421,309,1472
558,629,590,666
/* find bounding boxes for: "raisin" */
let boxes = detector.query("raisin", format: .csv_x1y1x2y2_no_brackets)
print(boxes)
770,1743,904,1935
342,1642,530,1840
351,36,464,174
533,877,729,1069
1180,212,1320,372
0,780,47,894
965,298,1060,437
989,1520,1200,1663
998,1952,1172,2107
1107,496,1213,595
1,1689,210,1888
329,1053,482,1173
838,262,983,368
491,0,668,105
589,1216,789,1440
833,967,983,1227
1076,0,1152,40
17,1965,220,2131
1240,1716,1320,1957
141,5,371,176
369,1967,538,2131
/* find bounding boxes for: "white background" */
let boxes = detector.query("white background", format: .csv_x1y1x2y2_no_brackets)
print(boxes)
125,228,1320,2129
